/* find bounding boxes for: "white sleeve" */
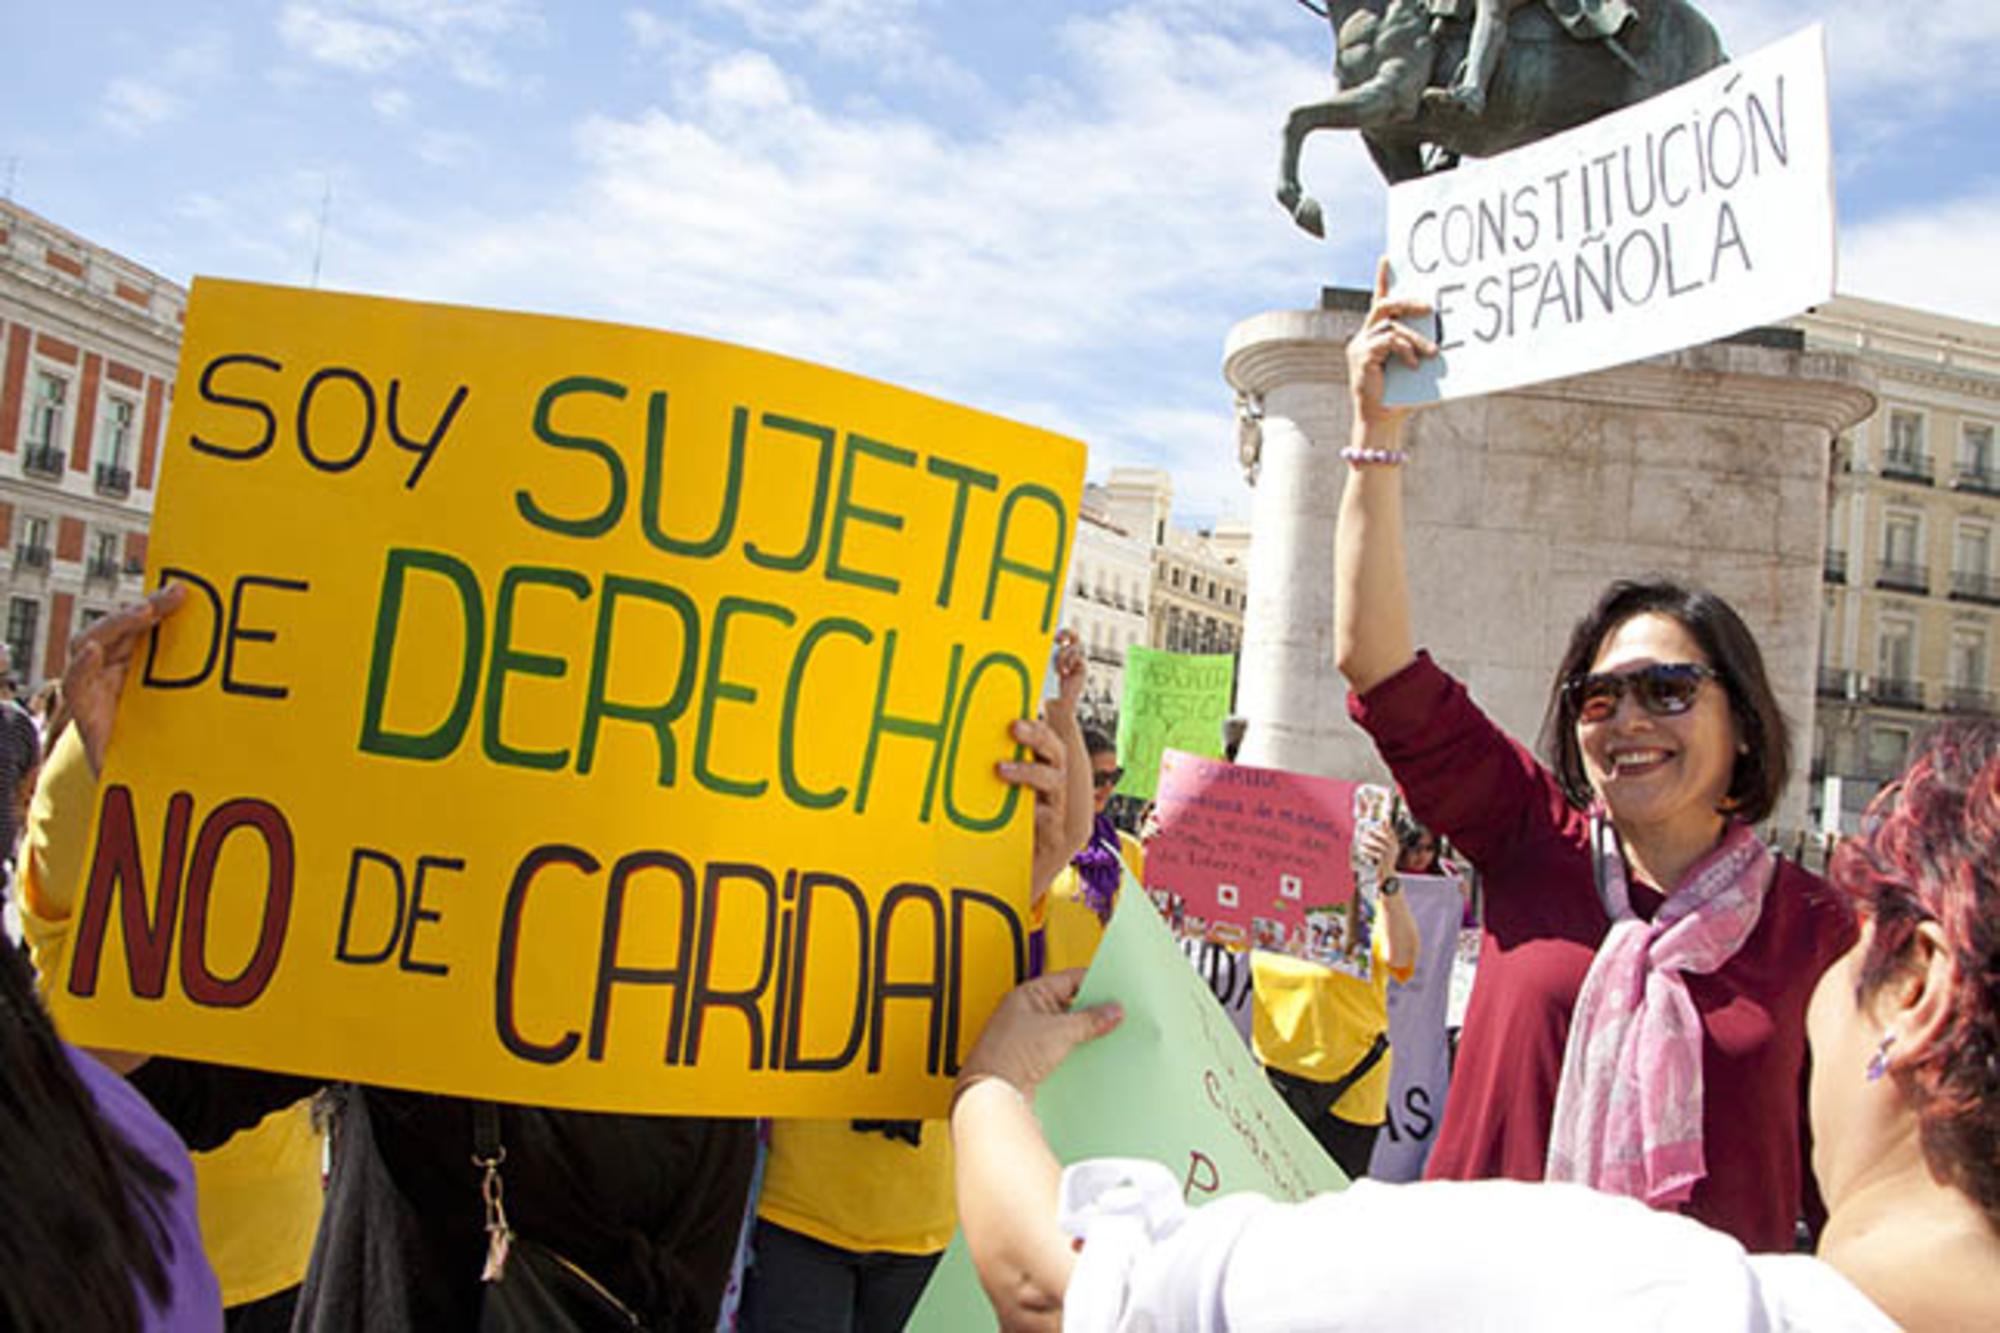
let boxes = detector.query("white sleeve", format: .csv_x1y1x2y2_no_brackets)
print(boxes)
1059,1167,1895,1333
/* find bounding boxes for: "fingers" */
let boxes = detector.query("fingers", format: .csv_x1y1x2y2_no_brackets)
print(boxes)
1009,715,1065,768
1373,254,1390,301
998,759,1061,799
1030,968,1087,1009
77,583,189,663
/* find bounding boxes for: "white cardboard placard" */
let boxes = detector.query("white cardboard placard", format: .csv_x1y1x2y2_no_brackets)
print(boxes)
1383,25,1833,405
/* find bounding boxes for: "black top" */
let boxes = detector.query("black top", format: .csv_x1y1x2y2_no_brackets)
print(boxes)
131,1061,756,1330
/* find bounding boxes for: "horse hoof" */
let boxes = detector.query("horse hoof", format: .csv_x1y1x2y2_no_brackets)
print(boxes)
1296,197,1326,238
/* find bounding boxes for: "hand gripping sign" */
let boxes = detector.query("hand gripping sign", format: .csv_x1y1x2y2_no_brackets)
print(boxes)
49,279,1085,1118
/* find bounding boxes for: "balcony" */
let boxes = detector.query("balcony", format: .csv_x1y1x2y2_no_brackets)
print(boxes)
1949,570,2000,607
1939,686,1998,717
123,557,146,577
1816,667,1856,699
1951,464,2000,497
1869,676,1925,710
1879,451,1935,485
84,556,122,585
1875,561,1930,594
13,544,49,573
94,463,131,498
21,444,65,481
1822,548,1847,583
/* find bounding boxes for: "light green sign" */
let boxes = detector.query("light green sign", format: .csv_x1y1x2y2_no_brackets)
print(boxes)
906,875,1345,1331
1115,646,1236,800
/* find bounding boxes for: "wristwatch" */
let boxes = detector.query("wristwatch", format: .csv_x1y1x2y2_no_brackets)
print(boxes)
1378,875,1402,897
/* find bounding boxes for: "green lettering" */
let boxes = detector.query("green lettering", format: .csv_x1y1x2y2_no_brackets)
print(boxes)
854,631,962,821
517,377,628,538
693,596,797,798
943,651,1031,833
779,616,873,809
482,566,590,771
641,395,744,558
577,575,701,784
359,548,484,762
925,456,999,609
826,432,916,595
745,414,837,572
982,483,1069,632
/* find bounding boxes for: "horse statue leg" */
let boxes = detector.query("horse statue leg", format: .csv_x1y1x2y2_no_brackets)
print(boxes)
1276,58,1432,236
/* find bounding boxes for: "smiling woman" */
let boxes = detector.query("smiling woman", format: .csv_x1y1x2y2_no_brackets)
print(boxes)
1322,261,1856,1251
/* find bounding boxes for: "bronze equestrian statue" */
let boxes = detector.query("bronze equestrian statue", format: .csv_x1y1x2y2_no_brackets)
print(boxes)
1278,0,1725,237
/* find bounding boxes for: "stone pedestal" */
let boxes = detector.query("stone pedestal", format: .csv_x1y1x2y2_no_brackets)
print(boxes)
1224,305,1876,830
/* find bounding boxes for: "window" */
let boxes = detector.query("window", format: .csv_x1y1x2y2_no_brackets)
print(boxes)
1866,724,1910,778
98,396,135,468
20,514,48,552
4,598,37,682
1950,627,1987,690
26,371,67,450
1171,568,1183,589
1883,512,1921,567
1963,422,1994,474
1957,523,1992,577
1877,617,1916,682
1887,409,1924,462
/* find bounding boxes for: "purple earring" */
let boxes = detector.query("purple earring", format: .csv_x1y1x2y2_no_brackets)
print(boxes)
1865,1033,1896,1082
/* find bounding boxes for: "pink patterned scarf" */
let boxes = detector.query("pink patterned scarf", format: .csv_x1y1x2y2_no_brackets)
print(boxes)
1544,814,1775,1207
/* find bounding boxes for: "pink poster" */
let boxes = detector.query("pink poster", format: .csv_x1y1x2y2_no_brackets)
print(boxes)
1144,749,1391,978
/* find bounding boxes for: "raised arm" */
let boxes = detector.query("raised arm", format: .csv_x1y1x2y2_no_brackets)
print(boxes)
1333,259,1435,693
952,970,1123,1331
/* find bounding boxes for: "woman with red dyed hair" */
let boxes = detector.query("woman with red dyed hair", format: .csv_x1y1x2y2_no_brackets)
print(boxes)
951,720,2000,1330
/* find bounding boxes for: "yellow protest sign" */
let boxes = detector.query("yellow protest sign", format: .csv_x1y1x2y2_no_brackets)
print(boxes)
48,279,1084,1117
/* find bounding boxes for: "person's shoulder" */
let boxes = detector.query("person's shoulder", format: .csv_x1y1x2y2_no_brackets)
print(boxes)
1768,857,1860,959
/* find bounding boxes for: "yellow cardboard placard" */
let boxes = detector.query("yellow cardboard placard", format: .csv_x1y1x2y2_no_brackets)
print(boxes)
48,279,1084,1116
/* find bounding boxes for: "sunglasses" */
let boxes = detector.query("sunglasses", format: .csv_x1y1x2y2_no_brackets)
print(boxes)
1565,662,1719,724
1092,766,1125,789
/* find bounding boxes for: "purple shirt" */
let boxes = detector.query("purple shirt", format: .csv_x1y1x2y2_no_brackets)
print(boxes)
67,1046,224,1331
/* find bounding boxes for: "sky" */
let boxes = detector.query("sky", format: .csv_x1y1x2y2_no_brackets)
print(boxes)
4,1,1996,526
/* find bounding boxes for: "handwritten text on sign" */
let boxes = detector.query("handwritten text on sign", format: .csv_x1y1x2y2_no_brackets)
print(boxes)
1384,25,1833,404
51,279,1086,1117
1146,751,1370,970
1115,646,1235,801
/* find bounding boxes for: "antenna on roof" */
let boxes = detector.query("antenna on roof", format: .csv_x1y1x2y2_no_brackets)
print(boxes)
2,157,18,202
310,176,333,288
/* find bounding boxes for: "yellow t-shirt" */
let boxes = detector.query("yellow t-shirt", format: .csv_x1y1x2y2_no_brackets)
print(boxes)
756,1118,954,1255
1029,830,1143,975
17,726,325,1307
1251,925,1415,1125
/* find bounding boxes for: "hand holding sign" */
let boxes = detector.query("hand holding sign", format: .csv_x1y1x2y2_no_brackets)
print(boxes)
1347,257,1437,433
956,968,1124,1101
63,584,189,774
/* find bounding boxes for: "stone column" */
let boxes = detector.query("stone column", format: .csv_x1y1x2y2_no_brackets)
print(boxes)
1225,301,1876,829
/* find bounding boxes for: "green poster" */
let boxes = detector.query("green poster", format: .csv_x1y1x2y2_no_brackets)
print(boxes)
906,876,1345,1331
1115,646,1236,800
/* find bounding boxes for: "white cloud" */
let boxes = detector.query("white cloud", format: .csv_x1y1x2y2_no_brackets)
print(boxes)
277,0,541,88
1840,183,2000,325
98,34,232,134
690,0,975,93
292,4,1370,522
100,79,180,133
371,87,414,119
1718,2,2000,106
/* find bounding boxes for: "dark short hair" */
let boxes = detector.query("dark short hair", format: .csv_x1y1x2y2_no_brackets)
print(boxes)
1080,725,1116,758
1539,580,1790,825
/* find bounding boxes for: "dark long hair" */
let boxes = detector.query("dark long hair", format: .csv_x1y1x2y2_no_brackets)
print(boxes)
1540,580,1791,825
0,942,175,1331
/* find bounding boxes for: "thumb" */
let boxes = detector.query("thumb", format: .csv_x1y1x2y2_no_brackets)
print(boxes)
1064,1001,1124,1046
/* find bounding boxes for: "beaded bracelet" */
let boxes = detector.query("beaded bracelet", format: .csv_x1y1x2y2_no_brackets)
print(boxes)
1340,445,1408,466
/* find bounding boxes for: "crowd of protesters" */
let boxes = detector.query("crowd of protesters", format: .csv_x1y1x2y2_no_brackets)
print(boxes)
2,266,1995,1333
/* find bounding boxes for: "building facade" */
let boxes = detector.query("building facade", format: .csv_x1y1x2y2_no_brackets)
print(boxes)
1067,500,1152,726
1095,466,1246,657
1796,296,2000,830
0,200,180,691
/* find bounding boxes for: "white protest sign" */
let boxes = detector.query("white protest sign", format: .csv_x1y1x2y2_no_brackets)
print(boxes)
1367,873,1466,1182
1384,25,1833,405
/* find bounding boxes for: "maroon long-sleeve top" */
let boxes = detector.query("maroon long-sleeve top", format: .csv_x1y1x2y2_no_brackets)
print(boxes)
1350,654,1856,1252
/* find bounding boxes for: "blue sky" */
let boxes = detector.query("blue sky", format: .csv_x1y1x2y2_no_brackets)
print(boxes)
4,1,1995,525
